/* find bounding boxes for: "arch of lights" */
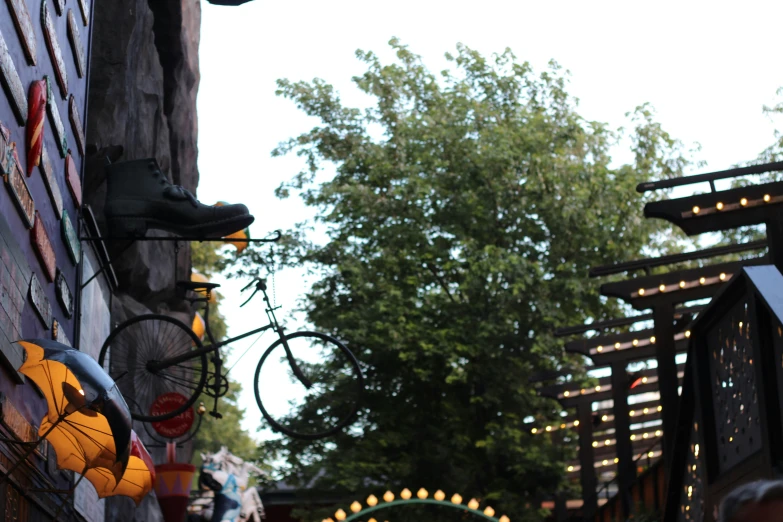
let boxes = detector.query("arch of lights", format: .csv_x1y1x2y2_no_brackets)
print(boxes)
325,488,510,522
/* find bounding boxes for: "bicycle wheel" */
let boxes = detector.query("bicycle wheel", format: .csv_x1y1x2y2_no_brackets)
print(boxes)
98,314,208,422
254,331,363,440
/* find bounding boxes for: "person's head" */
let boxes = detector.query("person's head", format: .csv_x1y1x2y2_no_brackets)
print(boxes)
720,480,783,522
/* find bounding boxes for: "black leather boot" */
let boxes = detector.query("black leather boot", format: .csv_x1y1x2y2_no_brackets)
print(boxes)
104,159,254,238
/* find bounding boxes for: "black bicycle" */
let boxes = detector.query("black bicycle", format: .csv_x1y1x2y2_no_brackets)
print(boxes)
98,278,364,440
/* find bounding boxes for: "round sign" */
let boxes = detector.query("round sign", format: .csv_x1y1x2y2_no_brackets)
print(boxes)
150,393,195,438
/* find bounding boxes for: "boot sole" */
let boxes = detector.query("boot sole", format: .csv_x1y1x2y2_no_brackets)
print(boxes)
108,214,255,239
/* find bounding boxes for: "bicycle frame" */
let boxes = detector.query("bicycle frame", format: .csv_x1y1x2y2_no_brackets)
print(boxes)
147,279,313,389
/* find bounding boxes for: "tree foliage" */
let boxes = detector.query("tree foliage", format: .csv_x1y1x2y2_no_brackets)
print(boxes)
237,40,694,521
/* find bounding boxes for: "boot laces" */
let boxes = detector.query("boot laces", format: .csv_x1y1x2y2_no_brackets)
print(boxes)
154,171,199,208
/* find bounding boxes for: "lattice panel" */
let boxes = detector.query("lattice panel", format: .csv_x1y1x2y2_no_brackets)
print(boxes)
707,297,762,474
678,421,705,521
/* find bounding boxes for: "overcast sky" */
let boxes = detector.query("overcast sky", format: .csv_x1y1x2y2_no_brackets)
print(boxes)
195,0,783,439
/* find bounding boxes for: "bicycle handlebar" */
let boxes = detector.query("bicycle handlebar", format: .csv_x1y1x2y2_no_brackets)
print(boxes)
240,278,267,307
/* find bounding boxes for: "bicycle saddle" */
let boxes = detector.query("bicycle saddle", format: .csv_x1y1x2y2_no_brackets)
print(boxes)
176,280,221,292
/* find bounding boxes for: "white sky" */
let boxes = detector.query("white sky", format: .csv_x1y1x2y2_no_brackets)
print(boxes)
195,0,783,440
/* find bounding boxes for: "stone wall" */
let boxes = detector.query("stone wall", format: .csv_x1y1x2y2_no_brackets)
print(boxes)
84,0,202,520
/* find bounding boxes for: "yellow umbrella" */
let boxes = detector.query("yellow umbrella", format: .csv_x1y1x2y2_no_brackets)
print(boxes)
17,340,131,482
192,312,206,341
81,431,155,505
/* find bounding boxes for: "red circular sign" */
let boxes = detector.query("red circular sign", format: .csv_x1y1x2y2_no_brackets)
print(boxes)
150,393,195,438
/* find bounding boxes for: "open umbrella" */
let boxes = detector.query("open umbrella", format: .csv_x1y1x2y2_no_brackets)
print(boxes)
16,340,132,481
79,430,155,505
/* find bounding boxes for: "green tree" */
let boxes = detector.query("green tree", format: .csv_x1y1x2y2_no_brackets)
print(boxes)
237,40,694,521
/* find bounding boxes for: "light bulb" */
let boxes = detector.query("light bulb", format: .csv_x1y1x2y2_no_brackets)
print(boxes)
650,336,656,344
692,206,700,214
716,202,724,210
499,516,510,522
740,197,748,206
699,277,706,285
573,420,580,426
417,488,428,499
467,499,479,510
335,510,347,521
383,491,394,502
567,465,574,471
350,501,362,513
659,284,666,292
434,490,445,501
451,493,463,504
679,280,686,288
614,342,621,349
484,507,495,517
531,428,537,434
685,330,691,338
596,346,603,352
632,339,638,346
719,273,726,281
400,488,411,500
764,194,771,202
367,495,378,507
638,288,645,296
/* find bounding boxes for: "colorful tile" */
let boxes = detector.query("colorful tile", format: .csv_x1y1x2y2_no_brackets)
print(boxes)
55,270,73,318
26,80,46,176
4,147,35,228
31,213,56,282
69,95,85,156
39,146,63,219
65,153,82,206
77,0,90,26
0,29,28,124
45,77,68,157
66,10,85,78
61,209,80,264
29,273,52,328
6,0,37,65
41,0,68,98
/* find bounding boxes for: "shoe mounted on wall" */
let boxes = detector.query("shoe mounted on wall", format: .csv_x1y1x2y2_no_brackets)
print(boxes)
104,159,254,238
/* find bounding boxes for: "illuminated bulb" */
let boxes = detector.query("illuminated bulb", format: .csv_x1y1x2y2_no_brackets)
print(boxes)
729,436,733,442
614,458,619,463
632,339,638,346
563,391,570,397
368,519,376,522
659,284,666,292
596,346,603,352
602,460,608,466
573,420,580,426
350,502,362,513
679,280,686,288
580,389,585,394
451,494,463,504
197,402,207,416
605,439,611,445
434,490,446,501
688,486,693,499
78,389,85,396
642,376,648,384
692,465,696,471
400,488,412,500
499,516,510,522
335,510,347,521
595,386,601,392
694,444,700,457
638,288,645,296
468,499,479,510
531,428,537,434
658,405,663,412
648,451,655,458
716,202,724,210
764,194,772,202
650,336,656,344
692,205,700,214
699,277,706,285
592,441,598,447
685,330,691,338
560,423,566,429
643,433,649,439
614,342,621,349
383,491,394,502
740,197,748,206
367,495,378,507
630,410,635,416
719,273,727,281
567,466,574,472
417,488,428,499
484,507,495,517
643,408,649,414
630,434,636,440
545,426,552,432
655,430,662,436
601,415,608,422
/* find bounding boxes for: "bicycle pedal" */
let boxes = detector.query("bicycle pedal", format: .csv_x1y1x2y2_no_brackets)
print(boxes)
209,411,223,419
